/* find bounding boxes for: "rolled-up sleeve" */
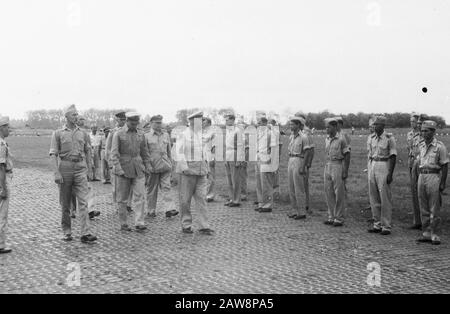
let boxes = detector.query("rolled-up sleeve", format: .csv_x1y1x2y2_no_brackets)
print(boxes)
49,131,59,156
439,145,449,166
388,137,397,156
341,138,350,155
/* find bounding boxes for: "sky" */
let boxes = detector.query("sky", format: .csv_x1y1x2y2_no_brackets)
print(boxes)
1,0,450,123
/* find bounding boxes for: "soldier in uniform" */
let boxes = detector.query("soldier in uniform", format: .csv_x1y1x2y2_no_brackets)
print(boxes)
176,111,213,235
110,112,151,232
323,118,350,226
287,116,312,219
406,113,422,229
269,119,282,199
144,115,178,218
0,116,13,254
237,116,248,201
49,105,97,243
415,120,448,245
255,113,279,213
106,111,133,213
100,127,111,184
367,116,397,235
202,117,216,202
90,125,102,181
224,112,245,207
335,116,351,210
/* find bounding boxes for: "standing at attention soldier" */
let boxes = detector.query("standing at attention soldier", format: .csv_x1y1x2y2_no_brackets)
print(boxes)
202,116,216,203
144,115,178,218
335,116,351,210
415,120,448,245
49,105,97,243
110,112,151,232
406,112,422,229
367,116,397,235
323,118,350,227
90,125,102,181
287,116,312,220
0,116,13,254
100,127,111,184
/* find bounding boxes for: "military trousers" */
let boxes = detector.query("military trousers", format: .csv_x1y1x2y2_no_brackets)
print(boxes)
225,162,242,203
418,173,442,241
409,161,421,226
145,171,171,215
288,157,307,215
111,167,132,207
179,174,209,230
240,162,248,199
58,160,91,236
303,168,310,209
324,161,345,222
255,163,275,209
101,150,110,183
207,161,216,199
92,147,101,180
115,175,145,227
0,174,12,249
368,160,393,231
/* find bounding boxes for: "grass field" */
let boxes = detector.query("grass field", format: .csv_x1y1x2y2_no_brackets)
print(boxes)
7,129,450,229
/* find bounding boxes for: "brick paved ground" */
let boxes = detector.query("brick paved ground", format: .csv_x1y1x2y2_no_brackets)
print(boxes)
1,167,449,294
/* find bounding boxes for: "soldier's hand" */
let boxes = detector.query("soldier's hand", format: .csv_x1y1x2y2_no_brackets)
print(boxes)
342,170,348,180
0,189,7,200
299,168,306,175
116,169,125,177
387,173,393,185
439,183,446,192
54,171,63,184
87,169,94,181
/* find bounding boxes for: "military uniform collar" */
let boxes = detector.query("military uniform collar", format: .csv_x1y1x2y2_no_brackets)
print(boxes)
374,131,387,139
123,125,137,133
63,124,80,131
292,131,300,138
327,133,339,140
424,138,438,148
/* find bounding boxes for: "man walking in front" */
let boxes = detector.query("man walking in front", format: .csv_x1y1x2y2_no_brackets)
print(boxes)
111,112,151,232
367,116,397,235
0,116,13,254
49,105,97,243
176,111,213,235
144,115,177,218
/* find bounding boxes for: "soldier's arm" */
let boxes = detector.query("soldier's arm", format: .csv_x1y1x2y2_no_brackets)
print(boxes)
140,134,152,171
342,139,351,179
387,136,397,183
84,133,94,179
166,134,172,160
105,131,113,161
0,163,6,199
49,131,63,184
111,132,125,175
440,163,448,192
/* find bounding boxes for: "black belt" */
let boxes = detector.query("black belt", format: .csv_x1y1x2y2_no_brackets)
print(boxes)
289,154,304,158
419,168,440,174
61,156,83,162
371,157,389,162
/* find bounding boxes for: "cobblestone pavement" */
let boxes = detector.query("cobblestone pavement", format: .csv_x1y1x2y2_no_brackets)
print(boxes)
1,168,449,294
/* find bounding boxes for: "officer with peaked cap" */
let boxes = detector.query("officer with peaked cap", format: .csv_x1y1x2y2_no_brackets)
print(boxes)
144,114,177,218
176,111,213,235
323,118,351,226
367,115,397,235
0,116,13,254
111,112,151,232
287,116,312,219
49,105,97,243
407,112,422,229
224,111,245,207
416,120,448,245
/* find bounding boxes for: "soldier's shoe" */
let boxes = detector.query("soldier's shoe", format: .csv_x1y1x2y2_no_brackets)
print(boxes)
165,210,179,218
182,227,194,234
70,213,76,219
368,227,382,233
63,234,73,242
103,181,111,185
408,224,422,230
380,229,391,235
253,201,259,205
333,221,344,227
135,225,147,232
199,228,215,236
206,197,214,203
80,234,98,243
241,196,247,201
146,212,156,218
127,206,133,213
288,213,297,218
259,208,272,213
293,214,306,220
224,200,232,206
92,178,101,182
120,225,132,232
228,202,241,207
324,220,334,225
416,236,432,243
89,211,101,219
431,239,441,245
0,247,12,254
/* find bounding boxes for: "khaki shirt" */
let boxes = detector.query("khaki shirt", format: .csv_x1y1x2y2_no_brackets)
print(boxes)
176,127,208,176
302,126,315,148
49,125,91,159
144,128,172,173
417,138,449,170
105,127,119,162
202,127,216,162
110,125,150,178
225,125,245,162
407,130,421,167
337,130,351,150
368,132,397,159
0,137,13,172
288,132,310,157
325,134,350,161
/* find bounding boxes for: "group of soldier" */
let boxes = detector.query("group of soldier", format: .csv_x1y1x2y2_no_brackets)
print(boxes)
0,107,448,254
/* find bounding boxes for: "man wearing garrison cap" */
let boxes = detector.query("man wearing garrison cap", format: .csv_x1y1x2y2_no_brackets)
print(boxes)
49,105,97,243
367,115,397,235
144,115,177,218
111,112,151,232
0,116,13,253
416,120,448,245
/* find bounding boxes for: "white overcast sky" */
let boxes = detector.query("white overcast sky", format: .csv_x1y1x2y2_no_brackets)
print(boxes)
1,0,450,122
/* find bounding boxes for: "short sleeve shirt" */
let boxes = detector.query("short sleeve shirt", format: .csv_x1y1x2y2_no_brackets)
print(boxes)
144,128,172,172
417,138,449,170
0,137,13,171
302,127,315,148
368,132,397,159
49,125,90,159
325,135,350,161
288,132,310,157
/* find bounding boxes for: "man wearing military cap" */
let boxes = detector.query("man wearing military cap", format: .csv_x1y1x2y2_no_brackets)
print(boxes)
416,120,448,245
287,116,312,219
90,125,102,181
323,118,350,226
335,116,351,211
176,111,213,235
144,114,177,218
367,115,397,235
49,105,97,243
224,111,245,207
111,112,151,232
100,127,111,184
0,116,13,253
406,112,422,229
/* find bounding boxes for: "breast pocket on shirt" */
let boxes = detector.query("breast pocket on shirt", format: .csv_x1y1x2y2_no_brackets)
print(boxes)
427,149,438,166
378,141,389,156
